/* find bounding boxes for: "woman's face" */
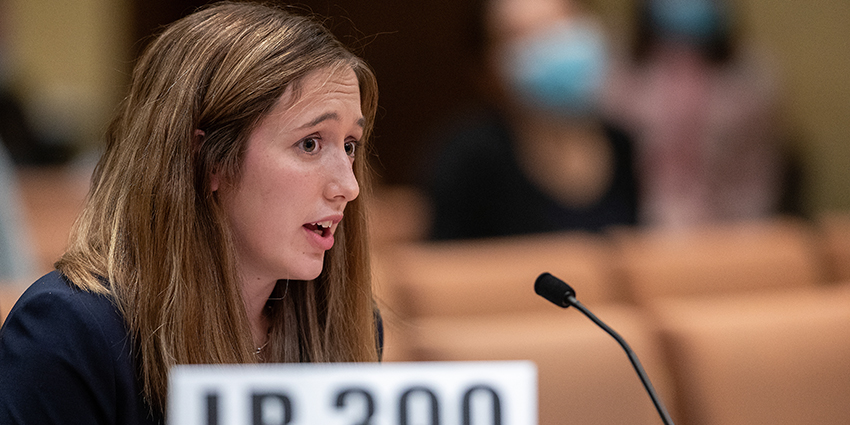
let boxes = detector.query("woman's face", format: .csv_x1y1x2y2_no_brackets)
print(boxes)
213,66,363,285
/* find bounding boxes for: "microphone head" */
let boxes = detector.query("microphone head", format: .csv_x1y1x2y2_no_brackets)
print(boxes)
535,272,576,308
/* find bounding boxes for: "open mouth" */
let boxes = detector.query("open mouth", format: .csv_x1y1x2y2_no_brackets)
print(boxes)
304,220,333,237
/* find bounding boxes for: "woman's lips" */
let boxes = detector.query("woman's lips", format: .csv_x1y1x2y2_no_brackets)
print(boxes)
303,218,339,251
304,220,332,236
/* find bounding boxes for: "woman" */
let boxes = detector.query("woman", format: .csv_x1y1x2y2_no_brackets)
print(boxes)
0,2,381,424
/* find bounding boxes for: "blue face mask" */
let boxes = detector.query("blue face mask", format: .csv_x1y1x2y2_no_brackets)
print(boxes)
649,0,727,44
500,20,609,118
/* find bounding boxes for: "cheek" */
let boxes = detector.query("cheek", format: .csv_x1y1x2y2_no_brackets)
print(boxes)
246,163,317,229
262,165,314,202
225,170,306,259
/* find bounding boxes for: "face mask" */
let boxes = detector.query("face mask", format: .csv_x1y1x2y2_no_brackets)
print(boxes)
499,19,609,118
649,0,727,44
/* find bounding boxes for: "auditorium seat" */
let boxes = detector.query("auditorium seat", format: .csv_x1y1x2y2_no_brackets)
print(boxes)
371,230,628,374
817,211,850,283
372,251,412,362
374,231,620,320
406,308,678,425
648,284,850,425
609,217,824,305
367,185,430,246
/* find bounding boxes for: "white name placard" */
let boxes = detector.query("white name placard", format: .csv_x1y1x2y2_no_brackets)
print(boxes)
168,361,536,425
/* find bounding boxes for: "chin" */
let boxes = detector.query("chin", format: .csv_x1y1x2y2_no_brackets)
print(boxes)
286,257,325,281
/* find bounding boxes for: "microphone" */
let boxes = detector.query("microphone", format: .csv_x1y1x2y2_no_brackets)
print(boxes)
535,272,675,425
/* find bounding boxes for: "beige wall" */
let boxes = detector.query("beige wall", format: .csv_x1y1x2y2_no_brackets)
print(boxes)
4,0,130,148
743,0,850,213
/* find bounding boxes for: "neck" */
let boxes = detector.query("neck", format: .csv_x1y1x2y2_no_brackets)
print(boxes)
241,277,277,348
513,117,613,208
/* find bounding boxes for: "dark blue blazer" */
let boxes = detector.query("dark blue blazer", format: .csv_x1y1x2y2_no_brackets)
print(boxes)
0,271,161,425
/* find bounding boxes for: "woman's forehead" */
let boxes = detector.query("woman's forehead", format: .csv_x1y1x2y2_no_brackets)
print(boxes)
262,67,362,127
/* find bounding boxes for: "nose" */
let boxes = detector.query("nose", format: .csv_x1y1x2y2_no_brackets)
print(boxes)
324,149,360,202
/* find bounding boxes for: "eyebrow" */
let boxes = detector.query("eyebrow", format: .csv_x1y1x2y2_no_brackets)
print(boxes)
299,112,365,130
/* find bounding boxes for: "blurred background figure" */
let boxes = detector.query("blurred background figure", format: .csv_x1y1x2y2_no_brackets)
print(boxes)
421,0,638,240
603,0,796,229
0,141,35,283
0,0,36,283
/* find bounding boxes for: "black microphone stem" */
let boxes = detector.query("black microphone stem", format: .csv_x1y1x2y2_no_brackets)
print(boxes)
566,295,675,425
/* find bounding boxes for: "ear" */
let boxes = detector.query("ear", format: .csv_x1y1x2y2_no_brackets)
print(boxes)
194,129,220,192
210,169,221,193
193,129,206,148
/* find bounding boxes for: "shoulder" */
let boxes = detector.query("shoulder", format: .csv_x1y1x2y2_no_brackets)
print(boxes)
13,270,113,310
426,108,514,167
425,108,518,188
0,271,148,424
1,269,130,378
5,270,126,344
436,108,513,152
599,120,637,167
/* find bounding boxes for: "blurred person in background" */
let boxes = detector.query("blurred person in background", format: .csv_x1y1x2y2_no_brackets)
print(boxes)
0,0,36,284
422,0,639,240
0,140,35,284
603,0,794,228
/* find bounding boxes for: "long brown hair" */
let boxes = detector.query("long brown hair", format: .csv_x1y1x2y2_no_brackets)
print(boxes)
56,1,380,411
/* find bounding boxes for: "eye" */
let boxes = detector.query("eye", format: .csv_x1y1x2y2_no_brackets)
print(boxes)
298,137,319,153
344,140,359,157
